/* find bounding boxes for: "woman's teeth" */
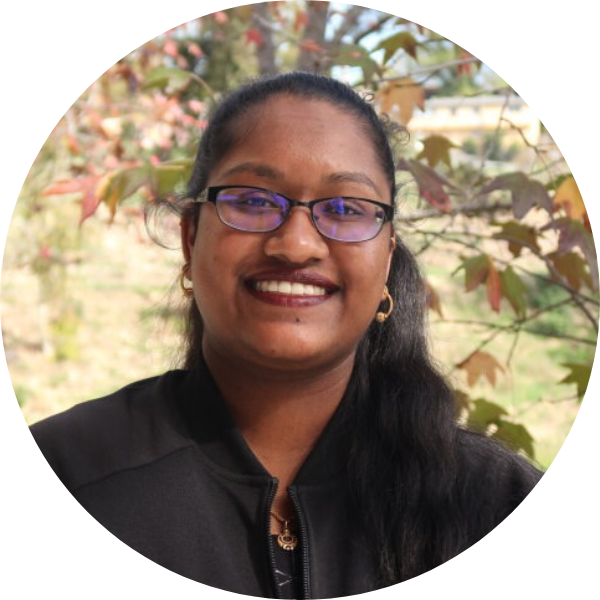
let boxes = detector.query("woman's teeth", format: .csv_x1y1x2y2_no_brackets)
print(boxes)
253,280,327,296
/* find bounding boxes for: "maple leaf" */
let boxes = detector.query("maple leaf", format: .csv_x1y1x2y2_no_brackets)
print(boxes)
397,158,453,212
467,398,508,427
376,31,420,63
299,39,324,54
546,251,593,291
492,221,541,258
331,44,379,83
560,362,593,402
424,280,443,318
499,266,527,318
493,421,535,458
481,172,552,218
456,350,505,387
486,260,501,313
245,28,263,47
377,78,424,126
453,254,503,312
416,135,456,169
545,217,598,290
553,174,586,221
43,176,103,224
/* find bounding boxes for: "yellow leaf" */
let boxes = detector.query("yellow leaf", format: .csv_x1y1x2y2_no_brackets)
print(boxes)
417,135,456,169
554,176,586,220
456,350,505,387
377,78,424,126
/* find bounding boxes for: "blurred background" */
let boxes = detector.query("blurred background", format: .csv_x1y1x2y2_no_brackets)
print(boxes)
1,1,597,469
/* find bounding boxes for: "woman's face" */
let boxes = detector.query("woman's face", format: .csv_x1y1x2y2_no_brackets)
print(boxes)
182,96,395,374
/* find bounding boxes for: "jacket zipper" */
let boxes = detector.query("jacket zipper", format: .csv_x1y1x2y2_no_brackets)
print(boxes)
265,479,281,599
288,486,310,600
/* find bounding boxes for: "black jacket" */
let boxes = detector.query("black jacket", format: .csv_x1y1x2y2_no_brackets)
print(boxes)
31,360,542,598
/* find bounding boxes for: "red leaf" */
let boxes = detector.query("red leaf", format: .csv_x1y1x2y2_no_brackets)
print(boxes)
245,28,263,47
43,176,103,224
398,159,452,212
486,261,501,312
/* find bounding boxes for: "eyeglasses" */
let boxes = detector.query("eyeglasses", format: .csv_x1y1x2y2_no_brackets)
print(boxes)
195,186,394,243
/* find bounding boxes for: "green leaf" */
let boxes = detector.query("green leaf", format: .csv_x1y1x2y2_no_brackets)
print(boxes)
453,254,489,291
492,221,541,258
142,66,194,93
331,44,379,83
468,398,508,427
493,420,535,458
560,362,593,401
481,172,552,218
376,31,420,63
499,266,527,318
151,162,193,197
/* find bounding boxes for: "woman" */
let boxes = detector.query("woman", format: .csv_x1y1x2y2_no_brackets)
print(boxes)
31,72,542,598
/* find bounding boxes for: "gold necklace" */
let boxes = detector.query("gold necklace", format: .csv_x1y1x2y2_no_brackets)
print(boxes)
270,510,298,551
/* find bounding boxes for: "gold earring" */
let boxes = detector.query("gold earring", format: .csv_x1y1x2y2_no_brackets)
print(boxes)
376,285,394,323
179,264,194,297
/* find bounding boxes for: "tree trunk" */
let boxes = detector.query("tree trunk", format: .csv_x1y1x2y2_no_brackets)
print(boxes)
296,1,330,73
252,2,277,76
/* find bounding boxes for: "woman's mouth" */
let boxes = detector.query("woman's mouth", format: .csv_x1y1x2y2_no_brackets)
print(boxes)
251,280,327,296
245,271,338,307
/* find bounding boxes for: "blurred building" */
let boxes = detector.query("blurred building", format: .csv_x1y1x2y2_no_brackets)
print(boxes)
410,95,541,147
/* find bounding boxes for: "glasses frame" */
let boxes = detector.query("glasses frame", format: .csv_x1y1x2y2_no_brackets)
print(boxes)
194,185,395,243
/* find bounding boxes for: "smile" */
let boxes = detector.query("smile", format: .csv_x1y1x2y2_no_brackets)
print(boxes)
252,281,327,296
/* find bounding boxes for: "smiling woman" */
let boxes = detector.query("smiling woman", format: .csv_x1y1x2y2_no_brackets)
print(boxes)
30,72,542,599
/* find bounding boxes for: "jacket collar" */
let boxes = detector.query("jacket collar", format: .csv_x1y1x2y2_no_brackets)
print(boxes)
174,356,353,487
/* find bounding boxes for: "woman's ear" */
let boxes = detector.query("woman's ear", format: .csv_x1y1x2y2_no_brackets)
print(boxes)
180,217,197,264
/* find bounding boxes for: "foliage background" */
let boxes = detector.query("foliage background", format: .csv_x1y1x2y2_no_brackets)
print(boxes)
1,1,598,471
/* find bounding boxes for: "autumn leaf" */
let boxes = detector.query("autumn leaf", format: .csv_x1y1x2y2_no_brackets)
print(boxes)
492,221,541,258
485,259,501,313
560,362,593,402
397,158,453,212
546,251,593,291
553,175,586,221
299,39,324,54
43,176,103,224
377,78,424,126
455,254,489,291
481,172,552,218
456,350,505,387
245,28,263,47
416,135,456,170
545,218,598,290
424,280,443,318
499,266,527,318
376,31,420,63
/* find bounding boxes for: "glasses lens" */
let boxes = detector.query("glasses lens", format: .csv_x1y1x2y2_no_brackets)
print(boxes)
313,198,386,242
215,187,288,232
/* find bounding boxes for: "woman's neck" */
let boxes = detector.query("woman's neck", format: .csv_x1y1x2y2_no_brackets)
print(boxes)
202,345,355,499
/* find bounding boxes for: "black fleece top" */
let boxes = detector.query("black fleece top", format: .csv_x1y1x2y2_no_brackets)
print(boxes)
30,360,542,598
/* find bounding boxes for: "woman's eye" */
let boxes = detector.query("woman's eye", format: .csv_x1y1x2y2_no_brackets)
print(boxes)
322,199,366,218
237,193,278,209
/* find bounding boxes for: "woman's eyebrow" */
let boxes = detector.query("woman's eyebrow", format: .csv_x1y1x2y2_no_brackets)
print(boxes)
323,171,381,195
219,162,284,181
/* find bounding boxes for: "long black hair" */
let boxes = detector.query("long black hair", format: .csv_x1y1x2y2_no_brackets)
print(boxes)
161,72,526,586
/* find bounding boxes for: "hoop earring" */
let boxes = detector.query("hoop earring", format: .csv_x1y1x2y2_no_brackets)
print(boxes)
376,285,394,323
179,264,194,297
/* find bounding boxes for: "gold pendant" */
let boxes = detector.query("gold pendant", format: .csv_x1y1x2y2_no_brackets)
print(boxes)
277,525,298,551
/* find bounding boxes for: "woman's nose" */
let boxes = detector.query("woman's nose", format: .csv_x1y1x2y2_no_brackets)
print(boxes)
263,208,330,264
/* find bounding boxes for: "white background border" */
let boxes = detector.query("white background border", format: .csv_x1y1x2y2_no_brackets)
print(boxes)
1,1,598,598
